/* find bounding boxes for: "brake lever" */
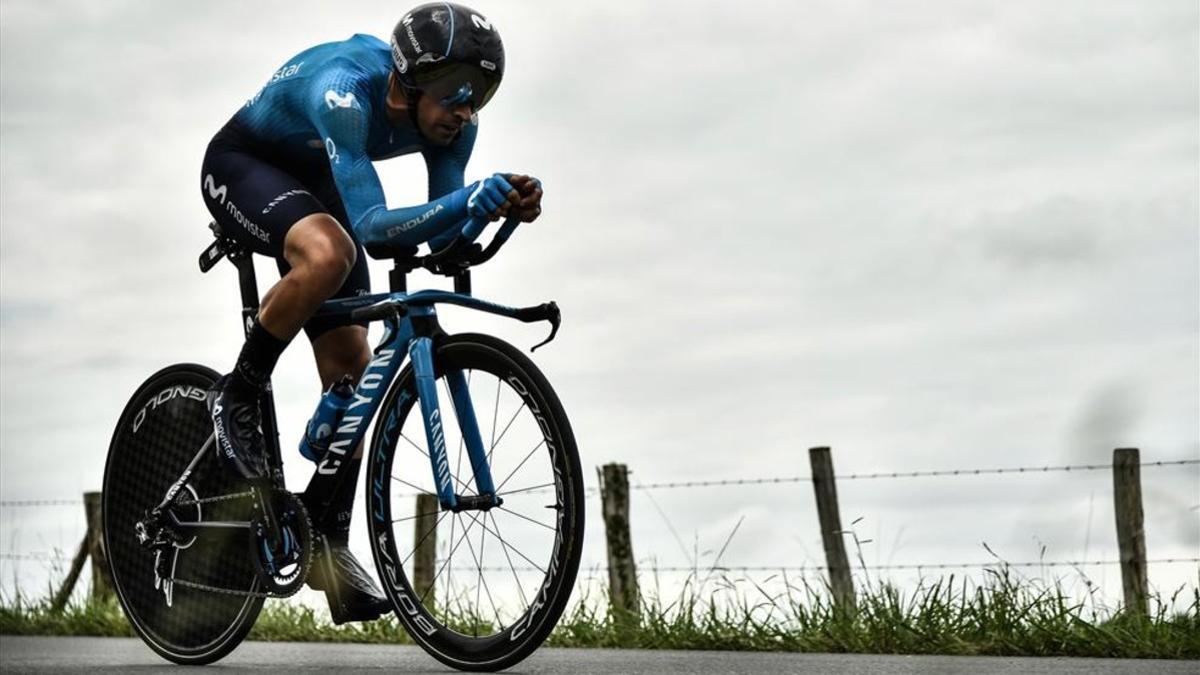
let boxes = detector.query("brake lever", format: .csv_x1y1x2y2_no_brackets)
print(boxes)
529,301,560,353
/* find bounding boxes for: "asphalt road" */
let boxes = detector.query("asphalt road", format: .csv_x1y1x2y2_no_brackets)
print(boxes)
1,636,1196,674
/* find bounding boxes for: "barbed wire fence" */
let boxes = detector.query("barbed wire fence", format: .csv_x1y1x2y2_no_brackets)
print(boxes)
2,452,1197,612
592,450,1200,615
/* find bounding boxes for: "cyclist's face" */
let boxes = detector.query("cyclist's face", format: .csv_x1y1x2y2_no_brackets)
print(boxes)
416,94,471,145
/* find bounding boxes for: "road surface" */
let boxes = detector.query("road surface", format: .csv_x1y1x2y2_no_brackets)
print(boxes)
1,636,1195,674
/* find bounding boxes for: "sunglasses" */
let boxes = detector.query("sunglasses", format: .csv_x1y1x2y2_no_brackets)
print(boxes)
413,63,501,112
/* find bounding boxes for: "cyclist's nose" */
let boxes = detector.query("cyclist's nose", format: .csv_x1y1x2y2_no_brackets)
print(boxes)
450,103,472,122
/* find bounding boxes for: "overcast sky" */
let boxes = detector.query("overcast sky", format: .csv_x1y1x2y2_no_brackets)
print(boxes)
1,1,1197,609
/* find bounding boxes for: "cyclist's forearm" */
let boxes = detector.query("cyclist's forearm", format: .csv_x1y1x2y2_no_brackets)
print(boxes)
353,186,471,247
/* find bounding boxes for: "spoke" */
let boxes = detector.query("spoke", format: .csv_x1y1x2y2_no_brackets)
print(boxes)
494,439,546,494
444,508,458,612
470,518,485,636
422,510,484,606
496,504,557,533
391,475,435,496
400,509,450,567
489,510,529,609
468,512,548,575
486,401,527,465
489,376,500,452
498,481,556,497
460,513,485,636
394,442,473,495
391,510,441,524
462,513,502,635
470,509,547,571
478,525,503,631
400,432,428,458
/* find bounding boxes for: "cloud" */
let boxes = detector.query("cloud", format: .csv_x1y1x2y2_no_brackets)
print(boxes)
1,1,1197,603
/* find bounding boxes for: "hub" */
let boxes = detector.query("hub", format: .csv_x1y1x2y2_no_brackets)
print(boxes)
448,493,503,512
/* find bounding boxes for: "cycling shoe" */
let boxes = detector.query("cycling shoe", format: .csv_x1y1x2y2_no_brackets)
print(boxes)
308,540,392,624
208,373,270,482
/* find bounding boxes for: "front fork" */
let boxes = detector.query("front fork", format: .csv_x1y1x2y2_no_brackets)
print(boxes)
408,336,501,512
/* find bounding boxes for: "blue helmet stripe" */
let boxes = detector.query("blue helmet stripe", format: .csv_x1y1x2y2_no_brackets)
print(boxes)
443,2,455,55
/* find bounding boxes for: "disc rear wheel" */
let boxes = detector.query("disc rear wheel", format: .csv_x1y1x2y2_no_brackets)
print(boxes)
103,364,264,665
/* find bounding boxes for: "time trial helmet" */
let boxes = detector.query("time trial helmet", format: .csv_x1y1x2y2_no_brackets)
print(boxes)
390,3,504,112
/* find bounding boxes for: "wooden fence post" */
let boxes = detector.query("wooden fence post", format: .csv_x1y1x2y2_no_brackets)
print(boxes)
1112,447,1148,616
808,446,856,612
50,533,90,612
83,491,114,602
599,463,639,617
413,493,439,604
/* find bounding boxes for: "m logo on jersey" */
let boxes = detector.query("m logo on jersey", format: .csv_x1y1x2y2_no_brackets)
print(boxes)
203,174,227,204
325,90,358,110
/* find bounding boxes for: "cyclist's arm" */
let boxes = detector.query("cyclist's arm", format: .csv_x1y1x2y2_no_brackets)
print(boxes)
422,120,478,249
310,80,474,248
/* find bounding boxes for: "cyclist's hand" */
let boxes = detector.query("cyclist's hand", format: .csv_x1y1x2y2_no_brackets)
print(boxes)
506,174,543,223
467,173,520,222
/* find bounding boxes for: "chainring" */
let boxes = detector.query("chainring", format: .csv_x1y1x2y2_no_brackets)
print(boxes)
249,489,313,598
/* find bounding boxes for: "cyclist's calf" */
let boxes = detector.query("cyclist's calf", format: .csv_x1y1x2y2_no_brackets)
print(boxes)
313,326,373,389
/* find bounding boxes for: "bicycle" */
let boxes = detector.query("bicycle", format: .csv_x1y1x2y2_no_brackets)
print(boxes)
103,215,585,671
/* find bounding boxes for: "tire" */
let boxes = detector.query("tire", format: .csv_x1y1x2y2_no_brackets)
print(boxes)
367,333,584,672
103,363,264,665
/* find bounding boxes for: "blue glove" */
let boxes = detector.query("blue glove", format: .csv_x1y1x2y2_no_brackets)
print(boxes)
466,173,515,219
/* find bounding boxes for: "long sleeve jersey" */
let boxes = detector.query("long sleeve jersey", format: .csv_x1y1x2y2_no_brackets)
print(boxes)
229,33,476,247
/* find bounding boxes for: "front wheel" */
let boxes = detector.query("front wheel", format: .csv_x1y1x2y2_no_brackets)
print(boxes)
367,333,584,672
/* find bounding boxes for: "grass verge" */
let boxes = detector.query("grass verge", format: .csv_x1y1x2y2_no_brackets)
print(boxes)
2,566,1197,658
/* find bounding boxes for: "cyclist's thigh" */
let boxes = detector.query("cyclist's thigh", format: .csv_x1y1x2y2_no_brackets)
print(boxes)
273,177,371,340
200,141,327,257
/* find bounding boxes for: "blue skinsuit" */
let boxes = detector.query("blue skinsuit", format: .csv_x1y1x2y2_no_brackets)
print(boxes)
229,33,475,247
199,34,479,336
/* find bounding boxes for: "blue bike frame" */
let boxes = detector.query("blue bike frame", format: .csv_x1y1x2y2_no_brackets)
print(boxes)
200,212,556,527
300,288,556,516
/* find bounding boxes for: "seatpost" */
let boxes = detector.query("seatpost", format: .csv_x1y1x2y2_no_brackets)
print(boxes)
230,250,260,337
389,262,407,294
454,270,471,296
227,246,283,479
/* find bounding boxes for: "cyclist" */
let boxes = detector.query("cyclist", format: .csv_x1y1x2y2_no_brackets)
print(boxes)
199,2,542,624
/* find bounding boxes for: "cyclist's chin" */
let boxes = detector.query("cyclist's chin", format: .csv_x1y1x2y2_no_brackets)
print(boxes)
423,122,459,145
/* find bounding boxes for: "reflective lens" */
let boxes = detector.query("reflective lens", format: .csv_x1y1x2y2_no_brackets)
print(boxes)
440,82,474,108
416,64,501,111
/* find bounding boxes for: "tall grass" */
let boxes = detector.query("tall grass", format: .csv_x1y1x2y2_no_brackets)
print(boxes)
548,566,1200,658
3,563,1197,658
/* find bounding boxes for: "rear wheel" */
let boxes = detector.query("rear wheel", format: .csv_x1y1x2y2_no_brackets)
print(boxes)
367,333,585,672
103,363,263,665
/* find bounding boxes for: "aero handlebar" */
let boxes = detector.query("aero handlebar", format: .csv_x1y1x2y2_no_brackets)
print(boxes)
422,214,523,274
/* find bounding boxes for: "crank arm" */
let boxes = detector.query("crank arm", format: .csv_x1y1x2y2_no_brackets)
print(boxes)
167,510,251,531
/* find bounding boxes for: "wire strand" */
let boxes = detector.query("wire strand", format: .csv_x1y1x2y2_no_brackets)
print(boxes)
627,459,1199,490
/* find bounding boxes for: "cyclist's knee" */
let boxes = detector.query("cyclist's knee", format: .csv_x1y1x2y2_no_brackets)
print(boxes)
285,214,356,285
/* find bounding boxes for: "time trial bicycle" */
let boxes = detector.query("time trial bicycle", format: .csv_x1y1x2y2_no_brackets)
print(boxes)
103,215,584,671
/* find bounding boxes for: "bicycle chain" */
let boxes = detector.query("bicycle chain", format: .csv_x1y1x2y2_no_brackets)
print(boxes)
170,577,279,599
161,489,313,599
173,490,256,507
